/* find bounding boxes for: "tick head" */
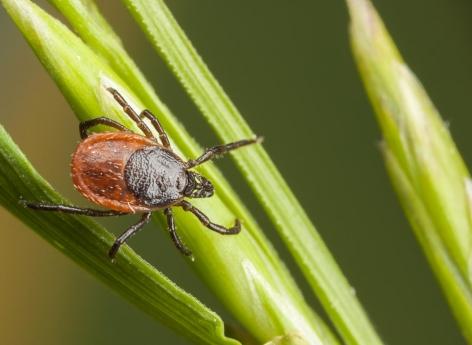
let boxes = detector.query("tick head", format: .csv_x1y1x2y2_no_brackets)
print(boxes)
184,171,214,198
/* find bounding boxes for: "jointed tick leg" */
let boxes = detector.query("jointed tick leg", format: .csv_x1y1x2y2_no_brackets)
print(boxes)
23,202,128,217
79,117,130,139
178,200,241,234
108,212,152,259
164,208,192,256
139,110,171,148
106,87,154,140
186,137,263,168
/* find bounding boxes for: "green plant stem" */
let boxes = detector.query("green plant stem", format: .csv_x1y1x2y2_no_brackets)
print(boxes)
121,1,383,344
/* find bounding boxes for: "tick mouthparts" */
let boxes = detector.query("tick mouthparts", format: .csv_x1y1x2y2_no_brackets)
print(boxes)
184,171,214,198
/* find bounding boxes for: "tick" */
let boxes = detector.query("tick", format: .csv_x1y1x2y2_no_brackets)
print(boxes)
24,88,261,259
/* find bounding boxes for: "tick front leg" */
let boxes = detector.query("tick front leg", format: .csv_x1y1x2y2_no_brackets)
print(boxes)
186,136,262,168
164,208,192,256
108,212,152,259
23,201,128,217
178,200,241,235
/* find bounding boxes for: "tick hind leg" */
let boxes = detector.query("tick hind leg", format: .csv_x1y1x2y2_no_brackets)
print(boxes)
79,117,130,139
186,137,263,168
107,88,171,147
108,212,152,259
23,201,128,217
164,208,192,256
140,110,171,148
178,200,241,235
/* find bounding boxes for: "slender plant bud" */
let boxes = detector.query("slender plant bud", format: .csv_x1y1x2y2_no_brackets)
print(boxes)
347,0,472,341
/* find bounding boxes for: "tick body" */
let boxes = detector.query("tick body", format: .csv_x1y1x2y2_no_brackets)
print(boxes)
72,132,187,212
25,88,261,259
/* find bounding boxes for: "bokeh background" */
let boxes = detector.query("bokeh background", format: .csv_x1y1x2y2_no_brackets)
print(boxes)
1,1,471,344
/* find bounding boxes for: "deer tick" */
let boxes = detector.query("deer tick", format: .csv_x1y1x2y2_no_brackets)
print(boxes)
24,88,261,259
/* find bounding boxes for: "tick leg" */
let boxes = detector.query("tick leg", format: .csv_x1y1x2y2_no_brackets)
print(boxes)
79,117,130,139
164,208,192,256
186,137,262,168
109,212,152,259
139,110,171,148
106,87,154,140
178,200,241,234
23,202,128,217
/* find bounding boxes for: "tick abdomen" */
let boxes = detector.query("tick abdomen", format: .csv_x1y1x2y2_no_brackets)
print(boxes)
125,146,188,208
71,132,160,213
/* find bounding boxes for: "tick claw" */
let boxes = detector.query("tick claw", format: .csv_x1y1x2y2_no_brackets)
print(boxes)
108,243,120,260
230,219,242,234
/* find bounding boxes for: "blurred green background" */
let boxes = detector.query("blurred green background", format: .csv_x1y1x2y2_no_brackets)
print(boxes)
1,1,471,344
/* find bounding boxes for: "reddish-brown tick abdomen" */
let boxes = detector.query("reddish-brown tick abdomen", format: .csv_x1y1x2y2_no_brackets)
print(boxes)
71,132,159,213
